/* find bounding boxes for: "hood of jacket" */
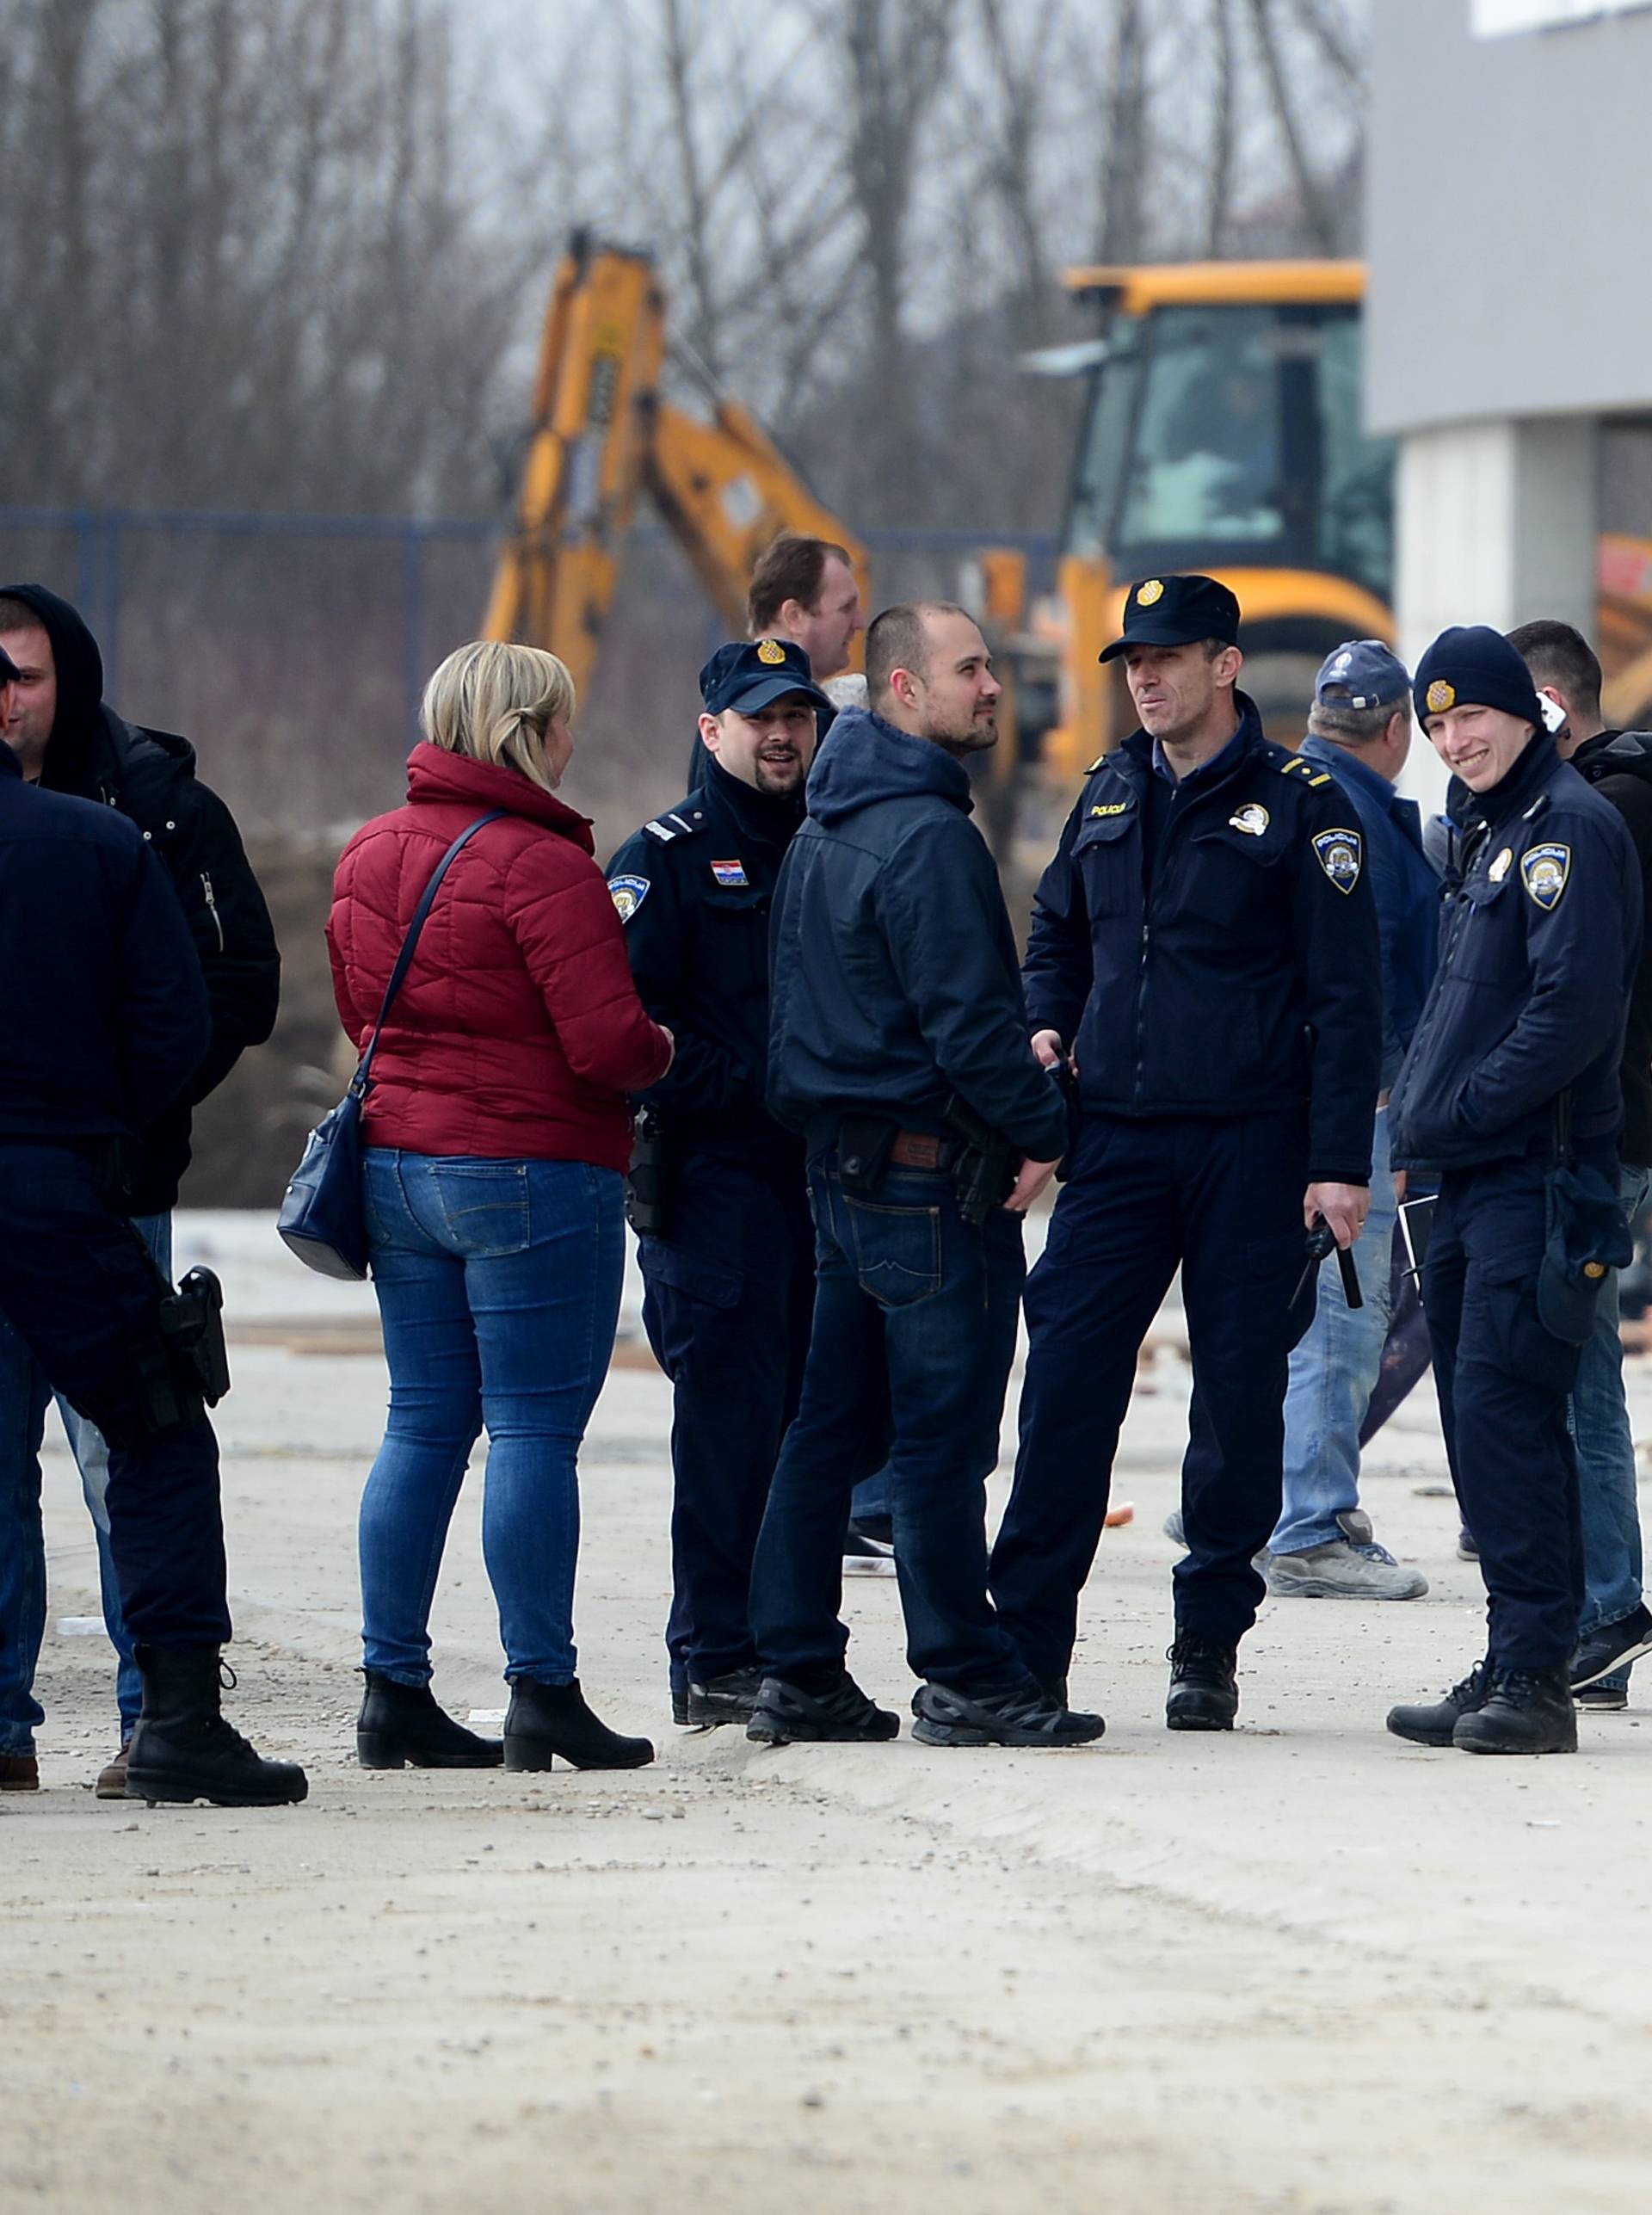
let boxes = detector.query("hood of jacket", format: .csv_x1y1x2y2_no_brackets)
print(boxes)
404,738,595,855
804,706,974,828
1,583,108,793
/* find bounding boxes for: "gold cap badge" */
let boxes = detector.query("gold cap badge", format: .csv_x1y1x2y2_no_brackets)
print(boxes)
1136,579,1164,608
1426,679,1456,713
1585,1262,1608,1280
756,639,786,665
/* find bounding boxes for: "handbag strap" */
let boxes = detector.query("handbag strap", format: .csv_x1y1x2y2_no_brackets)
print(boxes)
350,811,506,1097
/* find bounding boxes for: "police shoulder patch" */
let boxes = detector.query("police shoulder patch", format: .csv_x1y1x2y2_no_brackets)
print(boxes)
1312,827,1363,894
1521,842,1571,911
607,873,650,923
1089,800,1131,818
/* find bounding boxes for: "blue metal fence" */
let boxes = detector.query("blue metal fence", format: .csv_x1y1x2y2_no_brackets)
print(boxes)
0,503,1059,836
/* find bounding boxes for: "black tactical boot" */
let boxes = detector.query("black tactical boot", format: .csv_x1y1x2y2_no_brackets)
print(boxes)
126,1645,307,1807
911,1675,1105,1748
355,1671,502,1769
1165,1632,1239,1731
686,1666,763,1726
1452,1665,1578,1755
1386,1657,1492,1747
502,1678,654,1771
746,1671,899,1744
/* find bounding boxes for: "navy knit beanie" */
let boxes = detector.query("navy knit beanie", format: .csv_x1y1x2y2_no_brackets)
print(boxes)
1413,625,1545,732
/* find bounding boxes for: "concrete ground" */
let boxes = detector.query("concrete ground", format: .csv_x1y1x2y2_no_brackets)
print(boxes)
6,1213,1652,2215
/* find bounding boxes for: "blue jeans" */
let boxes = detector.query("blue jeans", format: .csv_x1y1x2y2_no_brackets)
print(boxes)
1273,1108,1398,1554
0,1209,163,1752
1570,1165,1649,1641
749,1153,1026,1690
361,1151,624,1687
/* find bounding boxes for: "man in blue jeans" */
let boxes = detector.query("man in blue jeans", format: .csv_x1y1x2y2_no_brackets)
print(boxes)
1266,642,1440,1600
749,602,1098,1749
1512,621,1652,1706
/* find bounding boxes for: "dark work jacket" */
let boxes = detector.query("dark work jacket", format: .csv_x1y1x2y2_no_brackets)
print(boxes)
6,583,280,1212
1023,695,1383,1184
1389,734,1638,1175
1569,729,1652,1167
606,755,804,1171
767,707,1069,1160
0,743,211,1144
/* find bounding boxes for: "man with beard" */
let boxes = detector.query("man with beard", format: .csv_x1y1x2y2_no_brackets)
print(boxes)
745,602,1096,1749
608,639,835,1728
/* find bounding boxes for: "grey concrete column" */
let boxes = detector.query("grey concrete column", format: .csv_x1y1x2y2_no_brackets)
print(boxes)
1395,414,1597,809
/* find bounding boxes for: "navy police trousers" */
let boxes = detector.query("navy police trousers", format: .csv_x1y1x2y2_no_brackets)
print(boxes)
0,1142,230,1651
1424,1157,1585,1670
991,1112,1315,1686
640,1150,816,1689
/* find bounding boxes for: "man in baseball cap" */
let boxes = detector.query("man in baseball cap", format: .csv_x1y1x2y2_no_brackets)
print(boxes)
605,636,831,1730
1259,639,1440,1603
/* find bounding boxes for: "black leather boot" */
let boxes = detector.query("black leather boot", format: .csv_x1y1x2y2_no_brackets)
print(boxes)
1386,1657,1492,1747
687,1666,763,1726
126,1645,307,1807
1165,1632,1239,1731
356,1671,503,1769
1452,1665,1577,1755
502,1678,654,1771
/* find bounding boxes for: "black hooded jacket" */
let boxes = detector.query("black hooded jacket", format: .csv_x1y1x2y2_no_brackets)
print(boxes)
3,583,280,1211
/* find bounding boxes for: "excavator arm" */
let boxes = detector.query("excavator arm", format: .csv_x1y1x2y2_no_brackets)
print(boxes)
484,236,867,686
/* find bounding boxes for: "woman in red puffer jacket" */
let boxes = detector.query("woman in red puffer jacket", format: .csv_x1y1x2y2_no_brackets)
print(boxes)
328,641,673,1777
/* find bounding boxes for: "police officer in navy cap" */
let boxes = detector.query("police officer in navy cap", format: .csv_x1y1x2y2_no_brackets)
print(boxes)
607,638,835,1729
989,573,1383,1730
1387,626,1640,1755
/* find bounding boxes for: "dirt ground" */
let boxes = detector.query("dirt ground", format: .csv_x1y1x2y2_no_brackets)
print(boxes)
6,1216,1652,2215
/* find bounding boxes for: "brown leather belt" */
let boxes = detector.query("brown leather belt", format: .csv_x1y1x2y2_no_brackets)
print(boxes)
888,1130,955,1170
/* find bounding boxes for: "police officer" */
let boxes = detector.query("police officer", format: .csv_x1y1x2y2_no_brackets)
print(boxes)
1387,626,1640,1756
608,639,835,1728
746,601,1100,1750
0,651,305,1805
989,574,1383,1730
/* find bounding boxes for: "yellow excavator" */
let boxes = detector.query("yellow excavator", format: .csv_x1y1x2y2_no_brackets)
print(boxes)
483,232,868,705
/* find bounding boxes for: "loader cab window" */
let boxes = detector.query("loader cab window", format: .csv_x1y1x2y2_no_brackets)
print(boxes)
1064,302,1396,603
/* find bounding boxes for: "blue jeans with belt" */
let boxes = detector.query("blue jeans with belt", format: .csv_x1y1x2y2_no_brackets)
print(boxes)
749,1151,1026,1691
361,1151,624,1687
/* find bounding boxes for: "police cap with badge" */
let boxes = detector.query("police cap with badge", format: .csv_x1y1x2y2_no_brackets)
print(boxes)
1099,572,1242,662
700,639,834,720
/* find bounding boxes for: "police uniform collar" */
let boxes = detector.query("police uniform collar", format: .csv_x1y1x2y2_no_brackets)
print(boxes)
0,742,22,783
1298,731,1398,811
701,750,805,843
1459,729,1559,830
1120,690,1265,788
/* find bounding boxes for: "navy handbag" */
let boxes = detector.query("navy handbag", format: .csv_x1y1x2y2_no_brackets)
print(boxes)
277,811,504,1279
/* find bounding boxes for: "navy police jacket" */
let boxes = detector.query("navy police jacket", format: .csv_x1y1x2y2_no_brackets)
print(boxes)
0,742,211,1145
1388,733,1639,1174
767,707,1069,1160
1023,695,1382,1184
607,755,804,1169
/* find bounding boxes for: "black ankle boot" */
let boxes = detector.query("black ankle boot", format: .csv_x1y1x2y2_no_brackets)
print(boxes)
1452,1664,1577,1755
126,1645,307,1807
1165,1632,1239,1731
356,1671,503,1769
502,1678,654,1771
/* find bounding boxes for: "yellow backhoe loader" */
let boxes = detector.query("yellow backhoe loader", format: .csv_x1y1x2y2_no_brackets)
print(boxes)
483,232,868,705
